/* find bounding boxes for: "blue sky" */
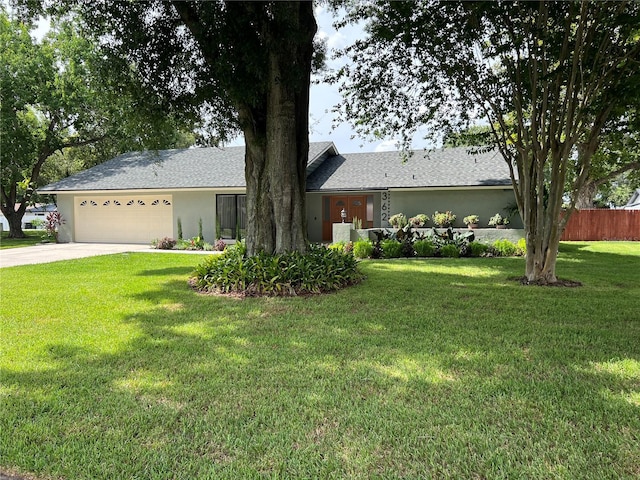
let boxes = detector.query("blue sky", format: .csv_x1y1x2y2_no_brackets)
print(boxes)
242,5,435,154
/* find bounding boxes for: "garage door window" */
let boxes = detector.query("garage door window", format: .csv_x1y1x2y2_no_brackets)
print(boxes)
216,194,246,239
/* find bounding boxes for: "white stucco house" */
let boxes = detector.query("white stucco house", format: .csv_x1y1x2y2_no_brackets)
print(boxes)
38,142,520,244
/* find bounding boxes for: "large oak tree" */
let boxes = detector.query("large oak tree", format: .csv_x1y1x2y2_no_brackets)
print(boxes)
334,1,640,283
51,1,318,255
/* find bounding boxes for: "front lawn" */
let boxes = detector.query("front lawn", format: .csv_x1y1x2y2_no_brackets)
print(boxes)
0,230,45,249
1,242,639,479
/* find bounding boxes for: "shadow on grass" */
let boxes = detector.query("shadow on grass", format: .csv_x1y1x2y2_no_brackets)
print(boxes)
2,253,639,479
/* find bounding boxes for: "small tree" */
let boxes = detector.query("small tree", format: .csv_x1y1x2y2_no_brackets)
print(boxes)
335,1,640,283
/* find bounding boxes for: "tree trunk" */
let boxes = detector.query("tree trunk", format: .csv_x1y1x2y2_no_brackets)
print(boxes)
3,208,26,238
0,187,28,238
575,180,597,209
174,1,316,256
240,2,316,255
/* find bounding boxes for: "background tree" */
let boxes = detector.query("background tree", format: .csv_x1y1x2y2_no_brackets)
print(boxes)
573,109,640,209
36,1,318,255
1,10,194,238
334,1,640,283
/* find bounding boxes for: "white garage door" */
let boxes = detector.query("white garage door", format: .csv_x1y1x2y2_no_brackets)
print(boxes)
75,195,173,243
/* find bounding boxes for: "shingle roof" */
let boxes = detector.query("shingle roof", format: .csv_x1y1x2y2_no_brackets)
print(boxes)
306,147,512,191
39,142,512,193
39,142,337,192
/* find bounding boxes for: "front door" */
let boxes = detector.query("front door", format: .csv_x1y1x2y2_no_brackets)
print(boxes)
322,195,369,241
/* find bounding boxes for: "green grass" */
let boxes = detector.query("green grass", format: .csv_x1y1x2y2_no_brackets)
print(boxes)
1,242,639,479
0,230,46,249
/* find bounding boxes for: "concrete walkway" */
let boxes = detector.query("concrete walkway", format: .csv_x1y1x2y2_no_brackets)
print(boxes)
0,243,152,268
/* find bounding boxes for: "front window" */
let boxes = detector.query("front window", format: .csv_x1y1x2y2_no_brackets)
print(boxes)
216,194,246,239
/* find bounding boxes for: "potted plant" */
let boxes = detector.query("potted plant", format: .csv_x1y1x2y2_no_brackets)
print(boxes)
409,213,429,228
488,213,509,229
389,213,408,228
433,211,456,228
463,215,480,229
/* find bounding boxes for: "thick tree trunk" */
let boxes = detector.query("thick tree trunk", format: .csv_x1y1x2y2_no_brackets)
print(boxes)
240,2,316,255
0,187,28,238
3,209,26,238
175,1,316,255
575,180,597,209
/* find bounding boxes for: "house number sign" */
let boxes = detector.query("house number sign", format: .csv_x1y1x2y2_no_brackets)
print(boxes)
381,191,391,227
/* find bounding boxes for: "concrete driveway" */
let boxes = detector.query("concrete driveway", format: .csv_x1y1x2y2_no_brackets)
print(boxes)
0,243,152,268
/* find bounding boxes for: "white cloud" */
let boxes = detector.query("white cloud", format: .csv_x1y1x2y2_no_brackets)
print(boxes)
374,140,401,153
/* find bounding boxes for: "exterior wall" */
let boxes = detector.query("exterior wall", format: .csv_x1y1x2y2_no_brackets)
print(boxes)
306,193,324,242
55,194,75,243
172,190,219,242
388,188,522,229
54,190,222,243
51,187,519,244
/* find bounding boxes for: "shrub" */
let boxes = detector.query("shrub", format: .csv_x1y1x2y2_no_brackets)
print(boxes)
353,239,373,258
44,211,65,242
401,240,415,258
215,239,226,251
187,236,206,250
491,239,518,256
191,244,364,296
30,218,45,229
469,241,489,257
329,241,347,252
381,239,403,258
177,218,183,240
463,215,479,226
440,244,460,258
488,213,509,226
409,214,429,227
414,239,436,257
152,237,177,250
516,238,526,256
389,213,408,228
433,211,456,227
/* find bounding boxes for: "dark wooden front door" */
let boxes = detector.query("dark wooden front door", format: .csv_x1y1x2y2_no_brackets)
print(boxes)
322,195,368,241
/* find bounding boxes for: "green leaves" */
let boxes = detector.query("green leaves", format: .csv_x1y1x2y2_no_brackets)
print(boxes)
192,244,364,297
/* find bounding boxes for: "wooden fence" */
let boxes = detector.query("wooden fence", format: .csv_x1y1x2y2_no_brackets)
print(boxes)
561,209,640,241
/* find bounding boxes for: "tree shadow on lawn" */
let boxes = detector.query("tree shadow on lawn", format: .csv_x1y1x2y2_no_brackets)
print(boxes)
2,260,639,478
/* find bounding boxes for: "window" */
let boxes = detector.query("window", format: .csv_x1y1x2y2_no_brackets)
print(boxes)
216,194,246,239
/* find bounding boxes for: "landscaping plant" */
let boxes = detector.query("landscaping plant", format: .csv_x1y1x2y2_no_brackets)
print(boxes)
432,210,456,227
191,243,363,296
353,239,374,259
152,237,177,250
413,239,437,257
380,239,403,258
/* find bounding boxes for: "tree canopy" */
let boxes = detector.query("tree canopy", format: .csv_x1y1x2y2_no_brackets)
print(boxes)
334,0,640,283
1,9,195,237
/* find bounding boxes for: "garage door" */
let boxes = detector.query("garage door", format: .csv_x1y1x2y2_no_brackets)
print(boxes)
75,195,173,243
